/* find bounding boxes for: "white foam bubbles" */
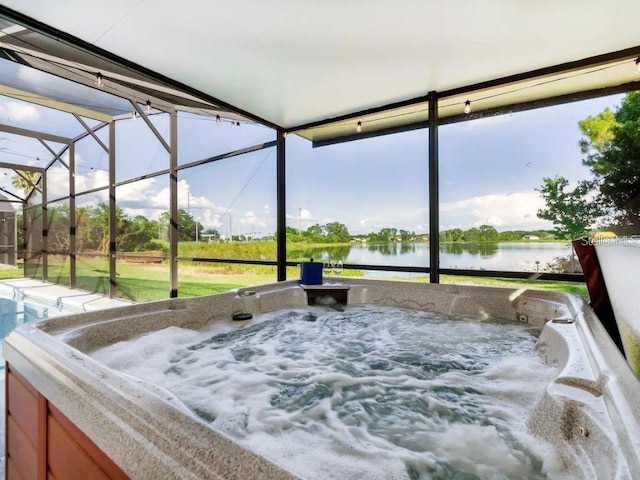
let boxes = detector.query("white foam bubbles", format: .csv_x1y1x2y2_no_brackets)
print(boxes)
90,305,575,480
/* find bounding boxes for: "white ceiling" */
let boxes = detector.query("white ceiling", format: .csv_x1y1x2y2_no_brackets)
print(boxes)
3,0,640,129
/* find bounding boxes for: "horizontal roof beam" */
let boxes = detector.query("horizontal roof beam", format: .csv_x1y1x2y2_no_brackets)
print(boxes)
0,122,71,144
0,83,112,123
0,160,43,172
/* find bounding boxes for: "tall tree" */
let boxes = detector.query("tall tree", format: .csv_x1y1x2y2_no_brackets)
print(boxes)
579,91,640,232
478,224,499,242
325,222,350,242
537,176,602,240
11,171,40,196
159,209,203,242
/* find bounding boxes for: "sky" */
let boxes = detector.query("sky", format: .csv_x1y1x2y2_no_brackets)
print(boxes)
0,59,625,238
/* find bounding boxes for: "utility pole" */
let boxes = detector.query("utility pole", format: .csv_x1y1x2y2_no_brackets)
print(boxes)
229,214,232,241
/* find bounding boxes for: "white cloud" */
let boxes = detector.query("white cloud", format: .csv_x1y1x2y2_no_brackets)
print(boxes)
440,191,553,230
299,208,313,221
118,178,156,202
286,208,316,224
75,169,110,193
239,210,267,229
47,153,112,200
140,180,227,228
45,165,69,199
264,204,270,214
0,101,40,123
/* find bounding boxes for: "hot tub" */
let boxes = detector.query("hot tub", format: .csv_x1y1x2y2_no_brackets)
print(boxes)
4,279,640,479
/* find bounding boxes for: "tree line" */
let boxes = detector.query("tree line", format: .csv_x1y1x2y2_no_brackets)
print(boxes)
24,204,562,256
34,202,219,253
286,223,555,244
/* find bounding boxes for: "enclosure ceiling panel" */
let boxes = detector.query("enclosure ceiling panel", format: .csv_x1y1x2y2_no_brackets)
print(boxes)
0,57,125,120
0,28,224,119
2,0,639,131
301,55,640,144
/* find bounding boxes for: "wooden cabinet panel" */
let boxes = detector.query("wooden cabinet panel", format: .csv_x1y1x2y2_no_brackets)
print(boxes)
6,363,130,480
7,415,37,480
47,415,111,480
7,372,38,448
7,457,26,480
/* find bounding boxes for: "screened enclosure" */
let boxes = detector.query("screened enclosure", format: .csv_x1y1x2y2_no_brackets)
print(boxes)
0,10,638,302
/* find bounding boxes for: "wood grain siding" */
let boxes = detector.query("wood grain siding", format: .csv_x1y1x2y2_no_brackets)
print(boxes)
6,363,131,480
7,372,38,447
47,405,128,480
47,415,111,480
7,416,37,480
6,367,39,480
7,457,26,480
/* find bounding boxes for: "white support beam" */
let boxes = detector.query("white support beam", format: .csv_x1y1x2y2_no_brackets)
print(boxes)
0,84,112,123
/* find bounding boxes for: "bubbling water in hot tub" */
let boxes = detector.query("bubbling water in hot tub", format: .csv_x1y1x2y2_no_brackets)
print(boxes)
91,305,573,479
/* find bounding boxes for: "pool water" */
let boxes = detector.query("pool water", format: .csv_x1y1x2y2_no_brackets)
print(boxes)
0,296,71,366
91,305,573,480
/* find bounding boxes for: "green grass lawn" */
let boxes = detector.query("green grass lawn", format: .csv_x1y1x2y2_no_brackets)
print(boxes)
4,258,588,303
0,264,23,280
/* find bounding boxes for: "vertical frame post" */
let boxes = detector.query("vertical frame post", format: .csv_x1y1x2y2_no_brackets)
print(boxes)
428,91,440,283
108,122,116,298
41,172,47,281
21,200,26,278
69,141,76,288
169,110,178,297
276,129,287,281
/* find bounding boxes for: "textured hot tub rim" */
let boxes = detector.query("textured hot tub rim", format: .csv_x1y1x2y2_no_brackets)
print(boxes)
5,278,640,479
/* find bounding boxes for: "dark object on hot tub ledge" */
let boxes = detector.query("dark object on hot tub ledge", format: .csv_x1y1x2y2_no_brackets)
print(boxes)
232,313,253,321
573,237,624,356
300,284,349,305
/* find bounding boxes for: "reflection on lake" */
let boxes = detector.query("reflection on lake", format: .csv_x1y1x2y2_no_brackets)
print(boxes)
289,242,572,272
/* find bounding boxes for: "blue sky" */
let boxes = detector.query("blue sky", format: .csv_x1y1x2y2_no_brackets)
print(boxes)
0,82,623,238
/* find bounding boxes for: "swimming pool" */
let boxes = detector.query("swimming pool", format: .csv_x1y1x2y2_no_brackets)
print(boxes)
0,295,75,366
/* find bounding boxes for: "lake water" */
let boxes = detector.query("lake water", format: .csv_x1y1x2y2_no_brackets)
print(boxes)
290,242,573,273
